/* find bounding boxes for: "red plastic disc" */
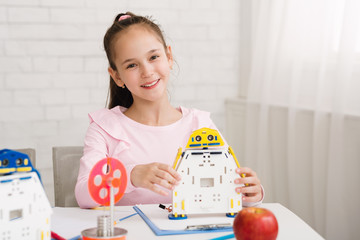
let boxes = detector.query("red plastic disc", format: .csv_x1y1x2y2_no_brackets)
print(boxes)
88,157,127,206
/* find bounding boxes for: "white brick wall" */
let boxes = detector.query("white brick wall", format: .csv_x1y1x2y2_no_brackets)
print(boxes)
0,0,241,205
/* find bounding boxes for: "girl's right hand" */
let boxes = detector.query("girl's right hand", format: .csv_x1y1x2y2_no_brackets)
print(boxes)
130,163,182,196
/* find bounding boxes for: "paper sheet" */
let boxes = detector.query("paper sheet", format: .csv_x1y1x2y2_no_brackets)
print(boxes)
136,204,235,231
51,207,134,239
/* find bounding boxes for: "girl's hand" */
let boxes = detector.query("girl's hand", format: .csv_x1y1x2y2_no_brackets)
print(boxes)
235,167,263,203
130,163,181,196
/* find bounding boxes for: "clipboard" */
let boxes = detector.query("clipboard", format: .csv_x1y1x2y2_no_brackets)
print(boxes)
133,205,234,236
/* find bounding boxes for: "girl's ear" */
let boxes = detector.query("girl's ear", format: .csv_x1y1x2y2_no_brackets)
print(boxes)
166,45,174,69
108,67,125,88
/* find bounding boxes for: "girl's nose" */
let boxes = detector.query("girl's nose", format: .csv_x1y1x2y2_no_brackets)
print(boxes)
141,63,153,78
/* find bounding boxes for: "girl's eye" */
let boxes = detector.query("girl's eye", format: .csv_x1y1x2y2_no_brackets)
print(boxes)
126,63,136,69
150,55,159,61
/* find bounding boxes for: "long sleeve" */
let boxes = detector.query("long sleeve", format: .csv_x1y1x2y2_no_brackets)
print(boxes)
75,122,108,208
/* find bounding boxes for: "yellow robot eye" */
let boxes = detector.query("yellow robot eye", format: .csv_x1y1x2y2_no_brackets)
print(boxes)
207,135,214,141
195,135,202,142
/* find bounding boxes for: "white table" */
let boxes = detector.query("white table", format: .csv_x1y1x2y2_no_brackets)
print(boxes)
51,203,324,240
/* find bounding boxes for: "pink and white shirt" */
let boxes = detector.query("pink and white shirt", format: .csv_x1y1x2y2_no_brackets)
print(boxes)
75,106,264,208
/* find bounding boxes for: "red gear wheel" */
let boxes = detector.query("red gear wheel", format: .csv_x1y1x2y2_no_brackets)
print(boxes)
88,157,127,206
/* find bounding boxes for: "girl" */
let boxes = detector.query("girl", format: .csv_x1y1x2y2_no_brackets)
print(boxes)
75,12,263,208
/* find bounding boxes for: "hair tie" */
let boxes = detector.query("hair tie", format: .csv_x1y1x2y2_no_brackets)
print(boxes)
119,15,131,21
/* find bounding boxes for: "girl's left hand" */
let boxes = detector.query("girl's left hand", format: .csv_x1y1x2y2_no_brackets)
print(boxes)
234,167,263,203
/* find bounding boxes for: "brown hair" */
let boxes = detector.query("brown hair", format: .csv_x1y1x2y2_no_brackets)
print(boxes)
104,12,168,108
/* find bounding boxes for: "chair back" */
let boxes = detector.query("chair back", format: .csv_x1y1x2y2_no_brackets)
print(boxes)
52,146,83,207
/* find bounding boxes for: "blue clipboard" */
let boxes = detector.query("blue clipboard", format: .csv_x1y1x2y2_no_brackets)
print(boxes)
133,206,233,236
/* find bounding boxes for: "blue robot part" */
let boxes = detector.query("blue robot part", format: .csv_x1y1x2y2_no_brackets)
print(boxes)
168,213,188,220
0,149,42,183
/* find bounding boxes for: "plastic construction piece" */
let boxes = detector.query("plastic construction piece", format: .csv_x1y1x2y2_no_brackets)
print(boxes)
168,213,188,220
0,149,51,239
185,128,225,148
88,157,127,206
171,128,243,219
0,149,41,182
225,212,237,218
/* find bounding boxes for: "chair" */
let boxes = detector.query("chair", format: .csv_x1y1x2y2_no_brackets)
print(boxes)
16,148,36,168
52,146,83,207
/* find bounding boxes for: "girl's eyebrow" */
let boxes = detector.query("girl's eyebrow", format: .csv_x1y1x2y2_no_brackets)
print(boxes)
121,49,161,66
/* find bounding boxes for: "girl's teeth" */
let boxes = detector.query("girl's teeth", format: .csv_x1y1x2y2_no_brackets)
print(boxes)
143,80,158,87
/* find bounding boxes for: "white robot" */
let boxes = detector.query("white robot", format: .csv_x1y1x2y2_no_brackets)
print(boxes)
0,149,52,240
170,128,243,219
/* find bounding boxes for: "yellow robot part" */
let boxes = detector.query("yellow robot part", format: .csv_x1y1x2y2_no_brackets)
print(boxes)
172,147,182,170
186,128,224,149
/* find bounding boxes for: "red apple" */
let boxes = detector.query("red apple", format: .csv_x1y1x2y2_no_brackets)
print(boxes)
233,207,278,240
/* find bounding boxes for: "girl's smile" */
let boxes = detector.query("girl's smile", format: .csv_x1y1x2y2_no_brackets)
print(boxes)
141,79,160,89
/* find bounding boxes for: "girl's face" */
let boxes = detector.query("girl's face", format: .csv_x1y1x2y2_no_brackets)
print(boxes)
108,25,173,105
